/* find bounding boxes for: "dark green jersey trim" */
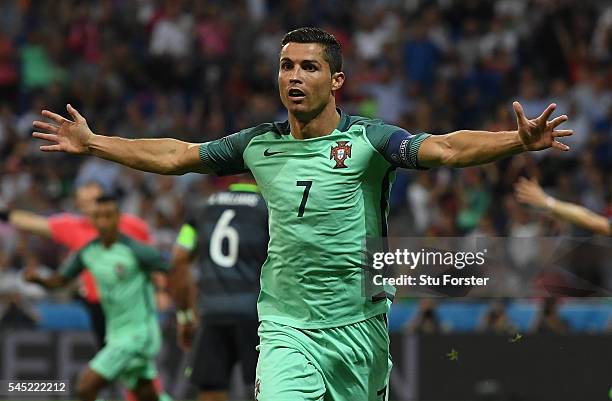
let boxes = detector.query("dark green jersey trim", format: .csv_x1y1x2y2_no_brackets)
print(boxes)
59,238,100,279
199,110,429,174
59,251,86,280
409,133,431,170
199,123,277,175
140,285,154,355
271,109,350,136
118,235,169,272
379,167,394,237
338,109,351,131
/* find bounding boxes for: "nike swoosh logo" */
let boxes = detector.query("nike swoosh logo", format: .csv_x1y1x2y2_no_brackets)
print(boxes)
264,148,285,156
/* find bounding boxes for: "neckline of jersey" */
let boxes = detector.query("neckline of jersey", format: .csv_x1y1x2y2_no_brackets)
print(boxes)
284,108,351,142
94,233,129,248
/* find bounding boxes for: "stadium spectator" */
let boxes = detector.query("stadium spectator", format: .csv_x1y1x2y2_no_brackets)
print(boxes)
405,299,442,334
533,297,570,334
478,301,517,335
0,293,38,329
149,2,193,59
515,177,611,236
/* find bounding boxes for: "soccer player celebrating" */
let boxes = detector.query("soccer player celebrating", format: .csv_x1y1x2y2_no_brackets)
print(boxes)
32,27,573,401
515,177,611,235
170,175,268,401
0,182,171,401
25,195,169,401
1,181,150,347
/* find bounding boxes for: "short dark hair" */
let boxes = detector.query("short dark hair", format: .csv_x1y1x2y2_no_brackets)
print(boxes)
96,194,119,205
281,27,342,74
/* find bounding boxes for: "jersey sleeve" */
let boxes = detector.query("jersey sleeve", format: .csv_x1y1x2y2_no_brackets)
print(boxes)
127,238,169,273
198,130,252,176
48,213,81,248
199,123,274,175
59,251,85,280
364,121,431,170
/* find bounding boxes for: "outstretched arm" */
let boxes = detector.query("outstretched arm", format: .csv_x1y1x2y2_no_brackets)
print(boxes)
32,104,210,175
418,102,573,168
169,226,198,351
169,244,197,313
0,210,51,237
515,177,611,235
24,269,69,289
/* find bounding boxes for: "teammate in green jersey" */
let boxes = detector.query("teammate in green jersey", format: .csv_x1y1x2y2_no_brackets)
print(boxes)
32,27,573,401
25,195,169,401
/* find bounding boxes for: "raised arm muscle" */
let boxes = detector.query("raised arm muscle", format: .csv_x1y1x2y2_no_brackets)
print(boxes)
88,135,211,175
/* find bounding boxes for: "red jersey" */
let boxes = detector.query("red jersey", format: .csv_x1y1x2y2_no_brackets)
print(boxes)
48,213,151,303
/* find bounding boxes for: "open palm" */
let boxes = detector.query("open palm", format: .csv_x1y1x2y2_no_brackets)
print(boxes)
513,101,573,152
32,104,93,154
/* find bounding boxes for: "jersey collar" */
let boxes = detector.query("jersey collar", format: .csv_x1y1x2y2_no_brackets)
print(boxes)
336,108,350,132
275,108,350,135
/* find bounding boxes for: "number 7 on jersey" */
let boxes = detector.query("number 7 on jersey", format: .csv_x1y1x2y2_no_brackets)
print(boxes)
296,180,312,217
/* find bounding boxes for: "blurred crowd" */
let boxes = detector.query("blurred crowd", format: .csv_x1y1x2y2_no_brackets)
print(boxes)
407,298,572,335
0,0,611,310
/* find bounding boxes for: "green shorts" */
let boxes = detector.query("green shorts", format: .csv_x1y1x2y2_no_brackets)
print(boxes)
89,343,157,389
255,314,392,401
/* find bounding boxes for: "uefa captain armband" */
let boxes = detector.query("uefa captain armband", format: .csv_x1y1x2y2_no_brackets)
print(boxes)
383,130,431,170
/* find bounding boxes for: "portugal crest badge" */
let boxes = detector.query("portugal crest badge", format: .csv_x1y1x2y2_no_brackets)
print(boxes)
330,141,352,169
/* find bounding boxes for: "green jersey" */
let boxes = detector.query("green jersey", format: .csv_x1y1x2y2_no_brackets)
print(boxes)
199,110,429,329
60,235,168,351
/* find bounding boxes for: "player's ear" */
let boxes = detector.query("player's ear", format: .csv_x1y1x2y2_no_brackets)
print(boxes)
331,72,345,92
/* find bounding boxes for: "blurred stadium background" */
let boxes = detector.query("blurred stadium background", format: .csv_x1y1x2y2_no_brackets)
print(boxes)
0,0,610,400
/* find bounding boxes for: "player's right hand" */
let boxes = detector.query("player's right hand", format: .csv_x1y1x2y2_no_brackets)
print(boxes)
177,321,197,352
32,104,94,154
514,177,548,208
22,265,38,283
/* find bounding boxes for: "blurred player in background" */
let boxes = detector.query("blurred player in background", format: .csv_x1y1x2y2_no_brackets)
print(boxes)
170,175,268,401
1,181,149,346
515,177,611,235
24,195,169,401
0,181,171,401
33,27,573,401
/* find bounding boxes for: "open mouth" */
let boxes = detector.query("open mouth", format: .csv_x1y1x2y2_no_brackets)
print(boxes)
288,88,305,99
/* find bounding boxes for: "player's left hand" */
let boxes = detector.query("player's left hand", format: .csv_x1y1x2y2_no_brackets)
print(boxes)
32,104,94,154
513,101,573,152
